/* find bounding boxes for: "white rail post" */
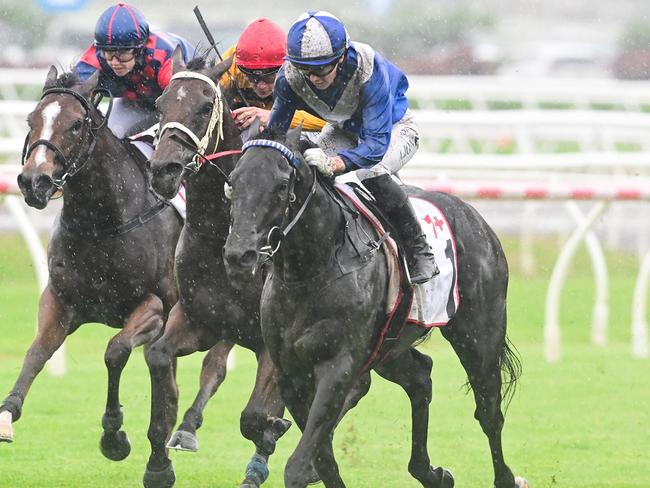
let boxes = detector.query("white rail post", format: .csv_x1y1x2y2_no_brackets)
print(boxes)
544,201,608,362
631,250,650,358
4,195,66,376
565,202,609,346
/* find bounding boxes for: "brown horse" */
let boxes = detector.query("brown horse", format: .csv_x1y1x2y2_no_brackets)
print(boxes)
144,49,292,488
0,67,182,466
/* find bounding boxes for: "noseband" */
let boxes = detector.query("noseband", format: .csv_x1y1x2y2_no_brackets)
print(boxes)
155,71,228,174
22,88,112,189
240,139,317,260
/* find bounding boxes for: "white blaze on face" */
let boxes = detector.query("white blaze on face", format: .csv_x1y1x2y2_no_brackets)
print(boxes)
177,86,187,102
34,101,61,167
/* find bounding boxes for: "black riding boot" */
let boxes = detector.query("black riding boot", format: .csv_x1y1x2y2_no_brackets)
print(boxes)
364,174,439,284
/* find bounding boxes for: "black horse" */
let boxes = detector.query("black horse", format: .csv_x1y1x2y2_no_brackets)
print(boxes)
0,68,182,463
144,49,291,488
223,127,527,488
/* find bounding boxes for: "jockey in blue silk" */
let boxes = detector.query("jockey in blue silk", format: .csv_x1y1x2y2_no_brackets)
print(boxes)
268,11,439,284
75,2,195,138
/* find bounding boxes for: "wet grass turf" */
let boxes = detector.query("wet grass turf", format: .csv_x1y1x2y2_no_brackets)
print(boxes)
0,232,648,487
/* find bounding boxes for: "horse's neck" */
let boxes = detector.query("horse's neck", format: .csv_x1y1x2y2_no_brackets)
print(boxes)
62,131,149,226
186,116,241,238
277,173,343,282
185,163,231,238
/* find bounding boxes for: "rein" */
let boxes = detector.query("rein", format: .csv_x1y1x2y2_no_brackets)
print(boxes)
22,87,113,189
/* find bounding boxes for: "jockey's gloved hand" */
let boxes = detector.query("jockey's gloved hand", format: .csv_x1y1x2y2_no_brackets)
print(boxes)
304,148,334,177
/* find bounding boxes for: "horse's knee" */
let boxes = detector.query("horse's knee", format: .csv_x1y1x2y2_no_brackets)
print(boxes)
104,339,131,371
240,410,266,443
145,342,173,375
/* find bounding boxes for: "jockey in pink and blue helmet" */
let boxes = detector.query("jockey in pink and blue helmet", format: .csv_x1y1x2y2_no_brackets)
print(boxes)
93,2,149,50
268,11,439,284
76,3,194,138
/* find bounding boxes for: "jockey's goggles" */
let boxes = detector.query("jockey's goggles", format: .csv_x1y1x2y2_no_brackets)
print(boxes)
238,66,279,85
292,60,339,78
100,48,137,62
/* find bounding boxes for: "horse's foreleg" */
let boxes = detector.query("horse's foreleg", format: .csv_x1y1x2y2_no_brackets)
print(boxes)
284,352,357,488
169,340,235,452
375,347,454,488
238,347,289,488
101,293,165,462
144,302,205,488
0,286,69,443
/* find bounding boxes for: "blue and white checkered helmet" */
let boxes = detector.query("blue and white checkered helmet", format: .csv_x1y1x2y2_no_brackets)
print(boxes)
286,11,349,66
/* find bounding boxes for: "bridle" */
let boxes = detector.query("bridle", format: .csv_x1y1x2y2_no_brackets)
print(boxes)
154,71,238,179
21,88,113,189
240,139,317,260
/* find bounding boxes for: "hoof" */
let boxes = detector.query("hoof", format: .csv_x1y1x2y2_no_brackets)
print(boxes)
260,416,292,454
515,476,529,488
100,430,131,461
431,466,454,488
239,478,260,488
307,463,321,485
166,430,198,452
143,462,175,488
0,411,13,443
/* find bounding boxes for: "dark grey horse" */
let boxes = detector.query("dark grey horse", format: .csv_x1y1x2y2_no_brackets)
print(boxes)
0,68,182,465
223,128,527,488
144,50,292,488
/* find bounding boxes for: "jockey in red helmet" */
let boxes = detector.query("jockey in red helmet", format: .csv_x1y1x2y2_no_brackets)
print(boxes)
219,18,324,132
76,3,195,138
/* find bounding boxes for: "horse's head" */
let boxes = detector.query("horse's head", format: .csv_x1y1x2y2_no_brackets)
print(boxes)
149,47,234,199
17,66,101,209
224,126,304,286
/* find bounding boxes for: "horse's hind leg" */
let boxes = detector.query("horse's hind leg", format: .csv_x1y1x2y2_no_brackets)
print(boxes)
441,313,525,488
238,347,290,488
375,347,454,488
0,286,70,443
101,293,166,462
167,340,234,452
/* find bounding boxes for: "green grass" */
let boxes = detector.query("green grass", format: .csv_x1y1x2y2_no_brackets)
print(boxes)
0,232,649,487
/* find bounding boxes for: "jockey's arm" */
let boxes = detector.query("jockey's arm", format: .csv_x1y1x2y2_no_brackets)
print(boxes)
337,71,393,171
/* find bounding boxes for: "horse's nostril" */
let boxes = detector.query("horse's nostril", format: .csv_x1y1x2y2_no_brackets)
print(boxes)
34,174,54,192
240,250,258,267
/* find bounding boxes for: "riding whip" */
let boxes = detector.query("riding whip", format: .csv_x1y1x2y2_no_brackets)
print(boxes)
193,5,251,107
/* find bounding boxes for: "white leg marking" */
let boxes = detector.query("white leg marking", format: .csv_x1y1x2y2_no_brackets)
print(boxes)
0,410,14,442
34,101,62,167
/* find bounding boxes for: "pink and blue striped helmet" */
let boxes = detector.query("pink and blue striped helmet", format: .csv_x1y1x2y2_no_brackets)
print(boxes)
285,11,349,66
94,3,149,50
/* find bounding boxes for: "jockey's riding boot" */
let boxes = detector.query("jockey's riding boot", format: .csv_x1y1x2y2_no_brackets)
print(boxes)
364,174,439,284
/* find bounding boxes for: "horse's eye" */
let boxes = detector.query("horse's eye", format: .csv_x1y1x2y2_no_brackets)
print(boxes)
71,120,82,133
200,102,213,116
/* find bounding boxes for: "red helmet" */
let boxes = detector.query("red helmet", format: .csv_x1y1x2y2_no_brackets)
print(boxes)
236,18,286,70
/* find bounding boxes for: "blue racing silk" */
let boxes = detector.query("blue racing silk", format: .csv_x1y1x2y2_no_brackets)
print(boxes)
76,32,195,108
268,42,409,171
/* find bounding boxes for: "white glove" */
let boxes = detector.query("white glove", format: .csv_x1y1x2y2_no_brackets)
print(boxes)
304,148,334,177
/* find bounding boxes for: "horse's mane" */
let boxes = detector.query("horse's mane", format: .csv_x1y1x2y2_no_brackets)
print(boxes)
52,70,80,89
186,48,214,71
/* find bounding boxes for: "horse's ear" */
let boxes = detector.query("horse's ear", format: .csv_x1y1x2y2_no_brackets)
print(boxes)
208,54,233,82
172,45,186,74
78,71,100,98
285,122,303,149
241,117,262,143
43,65,58,91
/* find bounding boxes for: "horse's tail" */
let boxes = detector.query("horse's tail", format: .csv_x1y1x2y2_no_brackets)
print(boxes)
499,335,522,412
